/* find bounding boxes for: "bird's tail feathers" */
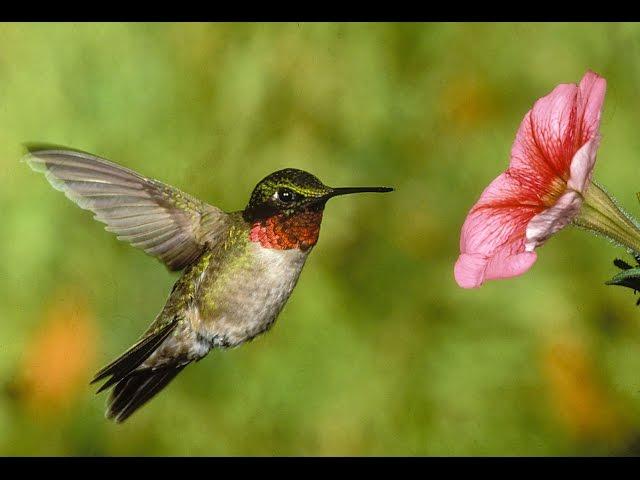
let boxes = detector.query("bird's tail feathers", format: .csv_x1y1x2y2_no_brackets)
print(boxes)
91,320,187,422
104,363,187,422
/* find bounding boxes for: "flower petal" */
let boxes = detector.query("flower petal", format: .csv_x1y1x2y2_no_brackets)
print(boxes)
525,190,583,251
576,71,607,143
567,137,600,194
455,251,537,289
484,250,538,282
454,253,489,288
509,71,606,188
510,83,578,183
456,171,542,288
460,171,542,255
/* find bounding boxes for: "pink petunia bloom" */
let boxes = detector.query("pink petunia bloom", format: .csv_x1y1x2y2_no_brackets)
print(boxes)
454,71,607,288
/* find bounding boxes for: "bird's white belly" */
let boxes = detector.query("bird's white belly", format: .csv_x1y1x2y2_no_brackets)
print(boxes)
200,244,310,348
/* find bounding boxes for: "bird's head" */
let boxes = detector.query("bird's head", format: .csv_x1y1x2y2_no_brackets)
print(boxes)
243,168,393,251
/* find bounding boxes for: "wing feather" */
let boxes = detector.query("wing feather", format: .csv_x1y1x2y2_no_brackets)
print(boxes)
25,147,229,271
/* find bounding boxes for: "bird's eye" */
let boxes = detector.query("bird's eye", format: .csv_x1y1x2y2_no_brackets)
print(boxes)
276,188,297,203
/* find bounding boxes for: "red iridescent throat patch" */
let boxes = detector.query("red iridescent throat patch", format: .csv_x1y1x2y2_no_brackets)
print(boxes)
249,210,323,251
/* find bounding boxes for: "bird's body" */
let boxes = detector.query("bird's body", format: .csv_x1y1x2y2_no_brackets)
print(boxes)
146,212,312,362
25,145,391,422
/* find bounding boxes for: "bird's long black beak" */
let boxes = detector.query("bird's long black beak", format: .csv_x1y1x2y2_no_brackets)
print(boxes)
324,186,394,200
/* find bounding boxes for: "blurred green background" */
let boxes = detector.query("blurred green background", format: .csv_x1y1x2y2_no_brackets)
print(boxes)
3,22,640,456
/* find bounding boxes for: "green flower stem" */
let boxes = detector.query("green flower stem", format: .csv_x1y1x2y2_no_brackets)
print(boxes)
573,181,640,256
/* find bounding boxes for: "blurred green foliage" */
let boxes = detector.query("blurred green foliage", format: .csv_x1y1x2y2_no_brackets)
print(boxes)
3,22,640,455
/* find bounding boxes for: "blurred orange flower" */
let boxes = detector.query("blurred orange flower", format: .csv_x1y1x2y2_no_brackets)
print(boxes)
542,335,628,444
13,289,98,418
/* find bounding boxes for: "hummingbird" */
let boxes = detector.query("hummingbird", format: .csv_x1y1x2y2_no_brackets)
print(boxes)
25,145,393,422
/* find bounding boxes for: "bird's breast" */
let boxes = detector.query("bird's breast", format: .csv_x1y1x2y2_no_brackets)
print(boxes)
195,243,310,347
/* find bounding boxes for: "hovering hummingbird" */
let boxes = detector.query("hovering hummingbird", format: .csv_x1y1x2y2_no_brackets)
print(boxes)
25,145,393,422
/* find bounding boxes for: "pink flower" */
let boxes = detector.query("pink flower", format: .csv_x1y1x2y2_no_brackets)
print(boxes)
454,71,607,288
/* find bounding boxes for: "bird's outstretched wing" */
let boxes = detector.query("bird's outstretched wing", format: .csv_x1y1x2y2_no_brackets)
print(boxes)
24,144,229,271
